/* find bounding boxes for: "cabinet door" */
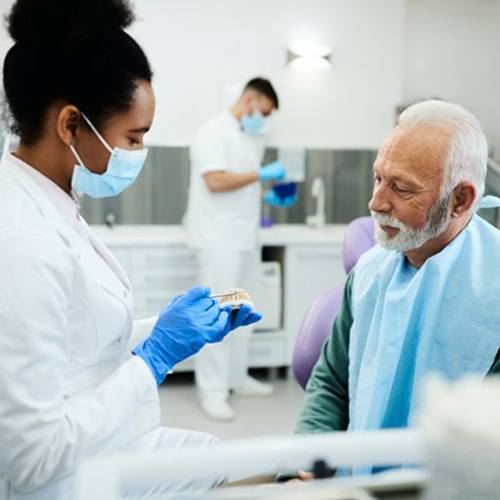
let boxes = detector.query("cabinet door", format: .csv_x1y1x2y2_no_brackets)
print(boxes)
284,244,344,361
134,288,188,318
130,246,199,318
130,268,198,290
131,247,197,269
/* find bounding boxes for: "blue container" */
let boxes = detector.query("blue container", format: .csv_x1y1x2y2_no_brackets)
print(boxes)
272,182,297,200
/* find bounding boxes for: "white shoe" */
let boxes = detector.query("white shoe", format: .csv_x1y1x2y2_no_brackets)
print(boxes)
233,376,274,396
200,396,235,421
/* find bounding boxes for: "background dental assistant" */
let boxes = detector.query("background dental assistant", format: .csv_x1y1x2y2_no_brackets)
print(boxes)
184,78,294,421
0,0,260,498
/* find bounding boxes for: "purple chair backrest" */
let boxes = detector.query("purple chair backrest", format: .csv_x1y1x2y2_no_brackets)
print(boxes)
292,216,376,389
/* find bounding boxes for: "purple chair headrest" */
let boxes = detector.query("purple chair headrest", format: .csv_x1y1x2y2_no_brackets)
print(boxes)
342,216,376,274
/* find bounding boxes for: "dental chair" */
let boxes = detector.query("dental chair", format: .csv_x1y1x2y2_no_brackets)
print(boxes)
292,216,375,389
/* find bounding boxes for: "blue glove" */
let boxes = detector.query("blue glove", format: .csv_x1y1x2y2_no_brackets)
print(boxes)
132,286,231,384
263,189,298,207
259,161,286,182
221,303,263,334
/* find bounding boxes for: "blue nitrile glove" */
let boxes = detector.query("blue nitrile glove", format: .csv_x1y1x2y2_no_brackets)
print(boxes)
259,161,286,182
132,286,230,384
263,189,298,207
221,303,263,334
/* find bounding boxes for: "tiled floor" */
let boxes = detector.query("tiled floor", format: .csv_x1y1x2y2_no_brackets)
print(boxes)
158,370,305,440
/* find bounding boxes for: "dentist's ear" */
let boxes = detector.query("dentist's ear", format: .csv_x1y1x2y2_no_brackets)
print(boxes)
450,181,477,217
56,105,81,146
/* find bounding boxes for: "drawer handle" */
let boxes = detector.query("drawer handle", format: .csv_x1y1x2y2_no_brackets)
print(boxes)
250,347,272,356
145,255,195,264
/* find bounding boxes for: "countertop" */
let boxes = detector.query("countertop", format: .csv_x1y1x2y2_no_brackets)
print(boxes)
91,224,348,247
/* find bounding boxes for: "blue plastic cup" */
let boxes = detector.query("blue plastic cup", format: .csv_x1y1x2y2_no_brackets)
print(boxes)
272,182,297,200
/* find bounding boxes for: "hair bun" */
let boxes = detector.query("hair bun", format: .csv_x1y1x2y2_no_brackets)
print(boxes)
7,0,135,45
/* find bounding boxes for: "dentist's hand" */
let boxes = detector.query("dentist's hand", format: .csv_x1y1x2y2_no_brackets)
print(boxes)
132,286,230,384
263,189,298,207
222,303,263,334
259,161,286,182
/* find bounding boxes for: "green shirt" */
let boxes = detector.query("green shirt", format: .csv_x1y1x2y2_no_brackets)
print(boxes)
296,272,500,434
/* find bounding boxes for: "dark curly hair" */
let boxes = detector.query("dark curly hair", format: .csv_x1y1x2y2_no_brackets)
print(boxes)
3,0,153,144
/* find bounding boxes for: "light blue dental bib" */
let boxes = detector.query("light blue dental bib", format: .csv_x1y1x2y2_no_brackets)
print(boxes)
348,214,500,450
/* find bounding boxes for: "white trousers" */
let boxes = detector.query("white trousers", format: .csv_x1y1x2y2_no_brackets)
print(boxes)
194,249,260,399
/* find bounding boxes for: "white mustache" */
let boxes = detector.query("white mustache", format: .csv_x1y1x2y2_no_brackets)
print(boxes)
370,212,408,230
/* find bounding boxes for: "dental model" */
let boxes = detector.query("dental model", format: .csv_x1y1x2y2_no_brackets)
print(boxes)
210,288,255,310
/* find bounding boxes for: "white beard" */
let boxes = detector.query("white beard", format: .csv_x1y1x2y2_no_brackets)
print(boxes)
372,195,451,252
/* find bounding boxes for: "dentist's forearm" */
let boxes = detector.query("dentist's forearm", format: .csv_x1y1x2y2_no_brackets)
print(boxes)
203,171,259,193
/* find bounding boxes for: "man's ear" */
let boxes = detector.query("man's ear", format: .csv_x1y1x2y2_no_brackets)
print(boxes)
56,105,81,146
451,181,477,217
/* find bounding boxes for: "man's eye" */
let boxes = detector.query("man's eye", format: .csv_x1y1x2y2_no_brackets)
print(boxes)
394,184,411,194
128,138,140,146
374,176,382,184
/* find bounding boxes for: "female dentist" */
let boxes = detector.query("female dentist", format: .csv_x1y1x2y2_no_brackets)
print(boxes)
0,0,261,498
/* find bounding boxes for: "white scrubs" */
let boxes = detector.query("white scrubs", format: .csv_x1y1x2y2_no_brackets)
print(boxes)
0,154,223,500
184,110,262,399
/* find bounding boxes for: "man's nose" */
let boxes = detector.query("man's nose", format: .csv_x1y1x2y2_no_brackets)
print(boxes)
368,184,392,214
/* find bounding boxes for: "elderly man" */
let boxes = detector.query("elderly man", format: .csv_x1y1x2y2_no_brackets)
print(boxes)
296,100,500,468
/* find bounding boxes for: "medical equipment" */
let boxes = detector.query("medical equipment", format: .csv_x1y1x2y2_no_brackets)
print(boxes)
211,288,255,310
264,182,298,207
272,181,297,201
263,190,297,207
75,429,426,499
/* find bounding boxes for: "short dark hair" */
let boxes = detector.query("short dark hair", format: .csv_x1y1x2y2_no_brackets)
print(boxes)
244,77,279,110
3,0,153,145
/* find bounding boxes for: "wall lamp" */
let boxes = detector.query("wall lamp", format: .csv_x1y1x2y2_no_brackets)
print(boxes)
287,45,332,71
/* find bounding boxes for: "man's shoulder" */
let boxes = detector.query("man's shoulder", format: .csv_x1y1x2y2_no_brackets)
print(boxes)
196,111,233,137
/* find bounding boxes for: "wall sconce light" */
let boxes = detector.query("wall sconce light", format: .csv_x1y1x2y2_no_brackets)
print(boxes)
287,45,332,71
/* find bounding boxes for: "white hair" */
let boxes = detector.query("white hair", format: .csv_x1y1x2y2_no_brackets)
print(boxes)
398,100,488,207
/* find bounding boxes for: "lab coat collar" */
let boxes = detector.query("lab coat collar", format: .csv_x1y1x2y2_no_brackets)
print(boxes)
1,154,132,294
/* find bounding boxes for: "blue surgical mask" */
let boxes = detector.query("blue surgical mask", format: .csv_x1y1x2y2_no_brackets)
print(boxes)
70,113,148,198
241,110,265,134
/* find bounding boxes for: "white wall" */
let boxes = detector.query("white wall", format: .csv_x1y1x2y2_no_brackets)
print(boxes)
403,0,500,159
5,1,499,155
130,0,405,149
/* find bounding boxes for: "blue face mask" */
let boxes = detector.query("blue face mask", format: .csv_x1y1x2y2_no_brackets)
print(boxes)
70,113,148,198
241,110,265,134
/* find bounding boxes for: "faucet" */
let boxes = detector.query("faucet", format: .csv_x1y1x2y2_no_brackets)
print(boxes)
105,212,116,229
306,177,326,228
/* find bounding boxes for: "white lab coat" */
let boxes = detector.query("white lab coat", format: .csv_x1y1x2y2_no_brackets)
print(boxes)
0,155,221,499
